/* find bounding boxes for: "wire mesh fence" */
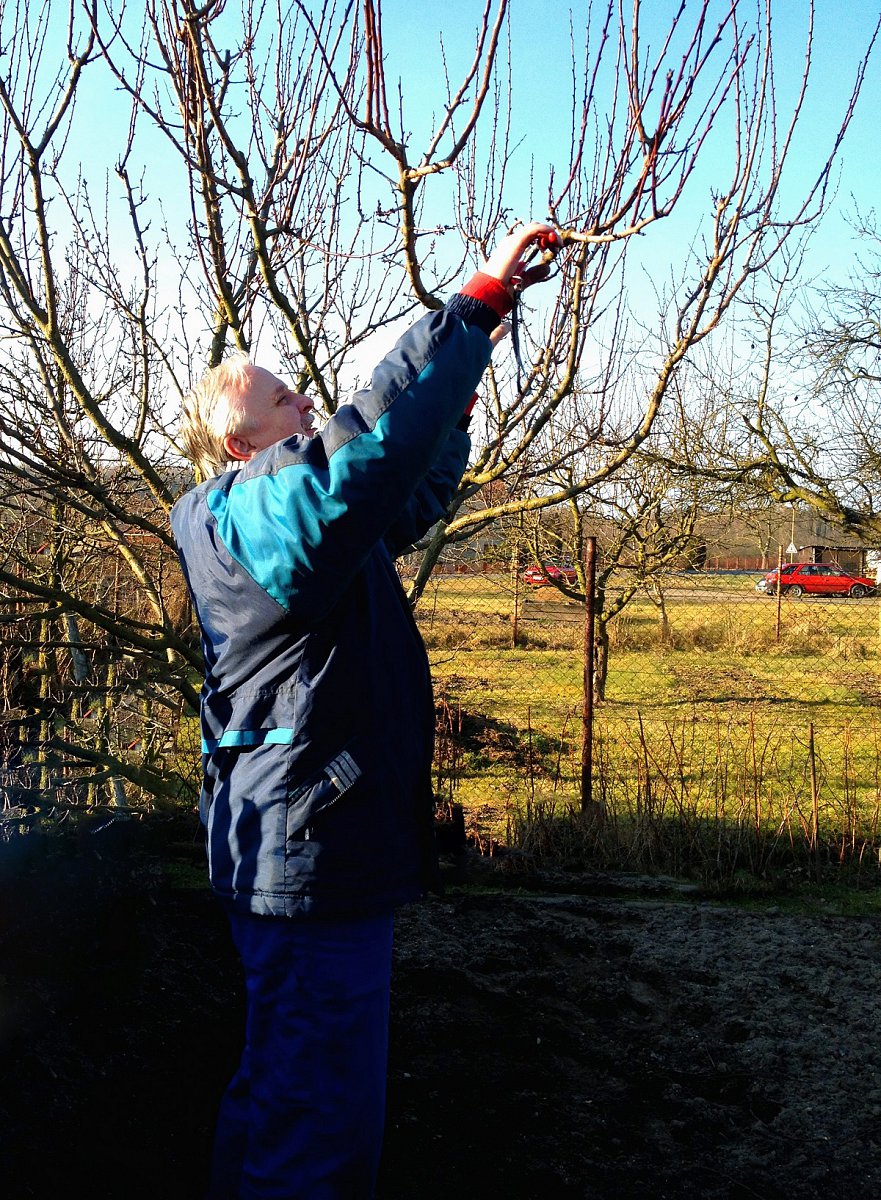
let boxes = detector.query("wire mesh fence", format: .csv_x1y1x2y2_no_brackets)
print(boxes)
410,557,881,869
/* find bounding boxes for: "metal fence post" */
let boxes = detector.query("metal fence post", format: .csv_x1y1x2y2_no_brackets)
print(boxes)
775,544,784,643
581,535,597,813
511,510,524,649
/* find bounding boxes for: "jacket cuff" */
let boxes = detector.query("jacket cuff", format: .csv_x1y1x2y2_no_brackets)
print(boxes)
459,272,513,317
446,271,513,337
456,393,478,431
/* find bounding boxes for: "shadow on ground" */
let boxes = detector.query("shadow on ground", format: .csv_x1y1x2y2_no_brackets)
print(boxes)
2,814,880,1199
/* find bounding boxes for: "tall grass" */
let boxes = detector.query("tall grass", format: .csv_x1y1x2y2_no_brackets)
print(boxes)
496,713,881,887
420,575,881,887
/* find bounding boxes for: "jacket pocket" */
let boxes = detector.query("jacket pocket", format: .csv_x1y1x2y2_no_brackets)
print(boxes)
286,748,363,839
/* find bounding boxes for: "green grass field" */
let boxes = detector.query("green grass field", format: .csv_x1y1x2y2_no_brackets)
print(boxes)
417,572,881,879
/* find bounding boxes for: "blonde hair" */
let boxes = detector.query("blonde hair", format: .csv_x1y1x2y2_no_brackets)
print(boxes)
179,352,255,482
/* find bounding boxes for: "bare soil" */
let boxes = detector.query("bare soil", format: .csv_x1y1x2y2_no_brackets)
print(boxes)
1,814,880,1200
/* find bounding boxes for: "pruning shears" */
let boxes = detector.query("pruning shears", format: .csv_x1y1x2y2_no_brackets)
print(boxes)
511,228,564,293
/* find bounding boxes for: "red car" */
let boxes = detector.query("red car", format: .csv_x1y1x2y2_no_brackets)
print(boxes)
757,562,876,598
522,562,578,586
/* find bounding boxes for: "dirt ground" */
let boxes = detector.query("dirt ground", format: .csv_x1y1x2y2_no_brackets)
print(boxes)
1,814,881,1200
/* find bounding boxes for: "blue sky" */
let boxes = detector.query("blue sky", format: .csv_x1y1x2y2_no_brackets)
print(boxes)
28,0,881,389
66,1,881,271
372,0,881,281
58,2,878,288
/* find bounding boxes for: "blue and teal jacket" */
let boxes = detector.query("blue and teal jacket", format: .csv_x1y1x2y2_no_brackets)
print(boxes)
170,293,500,917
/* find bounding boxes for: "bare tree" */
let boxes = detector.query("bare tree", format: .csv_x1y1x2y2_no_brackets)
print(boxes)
669,227,881,545
756,216,881,538
0,6,198,810
518,411,723,699
399,0,877,597
0,0,875,809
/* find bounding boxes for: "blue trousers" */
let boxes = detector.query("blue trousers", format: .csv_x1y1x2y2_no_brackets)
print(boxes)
208,910,395,1200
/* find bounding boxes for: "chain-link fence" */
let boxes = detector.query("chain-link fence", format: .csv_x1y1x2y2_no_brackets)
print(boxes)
410,556,881,866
